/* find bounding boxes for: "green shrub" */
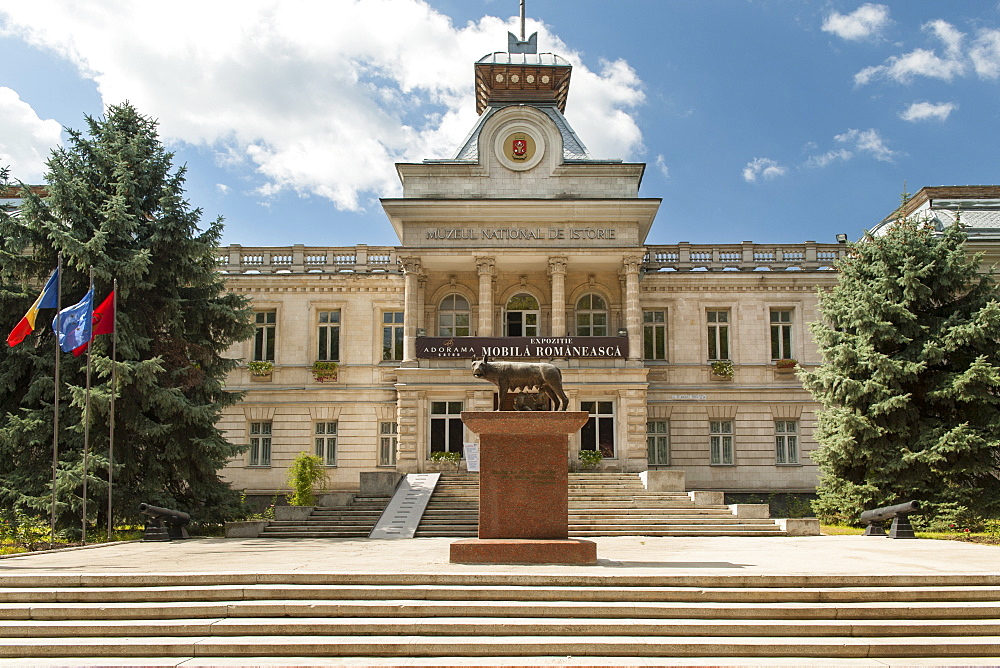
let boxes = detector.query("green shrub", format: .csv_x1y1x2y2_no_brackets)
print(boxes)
286,453,328,506
578,449,602,468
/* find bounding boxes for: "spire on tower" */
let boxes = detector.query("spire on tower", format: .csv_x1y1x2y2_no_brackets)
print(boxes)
508,0,537,54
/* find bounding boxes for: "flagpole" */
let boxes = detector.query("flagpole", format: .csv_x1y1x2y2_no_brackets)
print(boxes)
82,267,94,545
107,279,117,540
49,253,62,549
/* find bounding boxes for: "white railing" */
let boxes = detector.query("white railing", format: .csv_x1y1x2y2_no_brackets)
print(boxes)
644,242,843,271
216,245,401,274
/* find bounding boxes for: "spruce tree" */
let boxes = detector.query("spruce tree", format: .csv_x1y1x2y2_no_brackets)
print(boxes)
802,209,1000,528
0,103,253,530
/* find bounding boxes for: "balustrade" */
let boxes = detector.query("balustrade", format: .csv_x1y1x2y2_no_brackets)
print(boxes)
644,242,842,272
216,245,401,274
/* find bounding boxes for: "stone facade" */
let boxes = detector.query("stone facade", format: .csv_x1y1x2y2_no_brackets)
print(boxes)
216,35,997,499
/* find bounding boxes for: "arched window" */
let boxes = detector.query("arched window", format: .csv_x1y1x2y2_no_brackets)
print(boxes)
438,294,470,336
505,293,539,337
576,293,608,336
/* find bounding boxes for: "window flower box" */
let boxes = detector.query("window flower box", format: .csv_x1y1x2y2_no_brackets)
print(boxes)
775,359,797,374
710,360,734,381
247,360,273,381
312,361,339,382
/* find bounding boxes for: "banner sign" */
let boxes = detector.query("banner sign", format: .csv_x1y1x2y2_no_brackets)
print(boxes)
463,443,480,472
416,336,627,359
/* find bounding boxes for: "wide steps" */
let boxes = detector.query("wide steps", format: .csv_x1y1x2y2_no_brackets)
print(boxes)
258,495,392,538
0,575,998,661
417,473,785,538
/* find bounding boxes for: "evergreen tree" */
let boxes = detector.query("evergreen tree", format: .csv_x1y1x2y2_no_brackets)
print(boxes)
0,103,254,530
802,209,1000,528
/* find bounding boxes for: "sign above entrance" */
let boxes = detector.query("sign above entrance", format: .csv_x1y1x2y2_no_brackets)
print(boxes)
416,336,628,359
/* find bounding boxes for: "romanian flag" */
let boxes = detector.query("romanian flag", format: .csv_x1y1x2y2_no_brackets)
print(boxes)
6,269,59,347
72,290,115,357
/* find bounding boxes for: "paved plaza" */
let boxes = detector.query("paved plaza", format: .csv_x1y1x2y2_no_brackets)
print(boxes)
1,535,996,580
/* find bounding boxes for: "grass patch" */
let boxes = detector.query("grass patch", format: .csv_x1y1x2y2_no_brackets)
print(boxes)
822,524,1000,545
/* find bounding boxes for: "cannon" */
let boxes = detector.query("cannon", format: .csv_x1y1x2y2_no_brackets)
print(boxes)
138,503,191,541
860,500,921,539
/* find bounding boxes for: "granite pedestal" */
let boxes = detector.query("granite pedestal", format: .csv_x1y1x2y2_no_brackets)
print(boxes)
450,411,597,565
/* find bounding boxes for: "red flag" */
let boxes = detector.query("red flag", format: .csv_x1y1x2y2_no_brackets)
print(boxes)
72,290,115,357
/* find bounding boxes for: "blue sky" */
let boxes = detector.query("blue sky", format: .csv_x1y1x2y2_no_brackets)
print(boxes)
1,1,998,248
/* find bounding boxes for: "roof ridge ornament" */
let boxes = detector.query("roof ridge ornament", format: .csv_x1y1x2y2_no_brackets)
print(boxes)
508,0,537,53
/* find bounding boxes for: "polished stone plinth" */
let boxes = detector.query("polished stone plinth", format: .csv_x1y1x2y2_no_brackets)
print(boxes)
451,411,596,565
449,537,597,564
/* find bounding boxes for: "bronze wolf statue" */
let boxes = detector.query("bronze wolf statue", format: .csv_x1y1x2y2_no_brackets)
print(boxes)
471,354,569,411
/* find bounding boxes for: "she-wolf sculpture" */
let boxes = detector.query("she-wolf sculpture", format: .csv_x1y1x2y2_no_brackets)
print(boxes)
471,354,569,411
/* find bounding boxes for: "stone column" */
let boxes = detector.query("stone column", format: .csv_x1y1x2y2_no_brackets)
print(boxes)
400,256,422,364
622,255,642,362
476,257,495,336
548,257,568,337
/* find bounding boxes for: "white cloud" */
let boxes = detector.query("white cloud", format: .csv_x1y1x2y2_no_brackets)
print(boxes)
0,1,645,210
216,183,230,194
654,154,669,179
822,3,890,41
854,19,973,85
0,87,62,182
806,128,898,167
742,157,786,183
805,148,852,169
835,128,898,162
970,29,1000,79
899,101,957,122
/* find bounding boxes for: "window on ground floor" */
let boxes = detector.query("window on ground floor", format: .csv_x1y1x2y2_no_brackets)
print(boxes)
380,421,398,466
710,420,734,465
581,401,615,458
647,420,670,466
315,421,338,466
248,421,272,467
775,420,799,464
430,401,464,455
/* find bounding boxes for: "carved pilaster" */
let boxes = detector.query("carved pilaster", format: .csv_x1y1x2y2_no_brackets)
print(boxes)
621,255,642,361
400,257,422,363
476,256,495,336
547,256,568,337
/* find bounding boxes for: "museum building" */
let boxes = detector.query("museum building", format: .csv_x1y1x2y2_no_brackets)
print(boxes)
216,32,1000,498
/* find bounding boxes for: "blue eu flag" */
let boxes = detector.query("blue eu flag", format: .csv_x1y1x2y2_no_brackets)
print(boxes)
52,287,94,353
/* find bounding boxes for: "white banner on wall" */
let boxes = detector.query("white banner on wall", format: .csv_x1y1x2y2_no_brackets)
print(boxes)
464,442,480,472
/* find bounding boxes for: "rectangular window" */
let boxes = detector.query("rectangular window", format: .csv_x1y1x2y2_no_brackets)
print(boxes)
710,420,734,465
581,401,615,458
248,421,272,467
253,311,276,362
707,310,730,361
430,401,464,455
643,310,667,360
775,420,799,464
317,310,341,362
770,310,793,360
647,420,670,466
379,421,398,466
382,311,404,361
314,422,338,466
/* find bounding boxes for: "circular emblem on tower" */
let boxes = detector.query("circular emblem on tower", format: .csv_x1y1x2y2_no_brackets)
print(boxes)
494,123,545,171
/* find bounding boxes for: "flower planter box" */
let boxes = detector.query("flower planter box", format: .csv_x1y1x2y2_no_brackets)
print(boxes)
249,373,272,382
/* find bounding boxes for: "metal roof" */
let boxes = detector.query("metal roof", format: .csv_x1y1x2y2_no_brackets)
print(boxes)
449,104,592,163
476,52,570,67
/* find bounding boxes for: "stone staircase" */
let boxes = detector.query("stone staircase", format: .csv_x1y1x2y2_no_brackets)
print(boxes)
258,493,392,538
416,473,787,538
0,572,997,663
